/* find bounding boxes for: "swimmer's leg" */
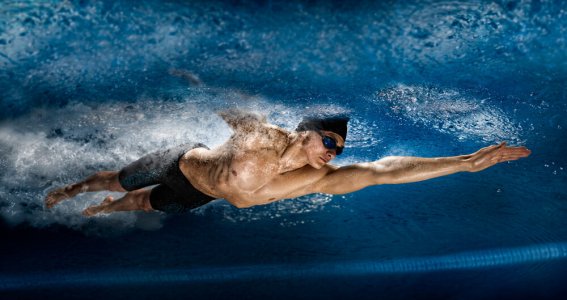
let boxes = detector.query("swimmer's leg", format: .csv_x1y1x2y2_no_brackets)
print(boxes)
45,171,126,209
82,189,153,217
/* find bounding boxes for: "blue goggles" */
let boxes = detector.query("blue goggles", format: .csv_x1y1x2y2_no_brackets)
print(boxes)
321,134,344,155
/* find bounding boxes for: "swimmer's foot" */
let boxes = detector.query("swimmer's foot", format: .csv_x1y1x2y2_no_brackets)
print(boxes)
45,187,72,209
82,196,114,217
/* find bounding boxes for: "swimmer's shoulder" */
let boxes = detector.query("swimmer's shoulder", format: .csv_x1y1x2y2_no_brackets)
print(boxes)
263,123,291,154
217,109,267,132
218,110,291,152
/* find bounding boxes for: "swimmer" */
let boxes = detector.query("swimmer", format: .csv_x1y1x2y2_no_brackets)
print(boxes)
44,110,531,216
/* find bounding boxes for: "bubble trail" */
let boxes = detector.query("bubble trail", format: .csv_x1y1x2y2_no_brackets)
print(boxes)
2,242,567,290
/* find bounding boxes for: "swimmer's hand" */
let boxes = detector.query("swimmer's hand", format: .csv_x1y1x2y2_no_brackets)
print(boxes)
463,142,531,173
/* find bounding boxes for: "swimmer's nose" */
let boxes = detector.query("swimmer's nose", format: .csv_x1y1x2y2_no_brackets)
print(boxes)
325,151,334,160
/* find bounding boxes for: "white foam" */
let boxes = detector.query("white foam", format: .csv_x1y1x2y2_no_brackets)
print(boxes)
374,84,522,143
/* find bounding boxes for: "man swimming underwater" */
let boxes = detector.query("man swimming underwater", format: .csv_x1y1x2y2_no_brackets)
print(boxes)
45,110,531,216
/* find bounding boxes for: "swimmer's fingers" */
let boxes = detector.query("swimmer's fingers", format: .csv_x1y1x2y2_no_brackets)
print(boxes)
467,142,531,171
493,145,531,163
505,146,531,157
482,142,530,157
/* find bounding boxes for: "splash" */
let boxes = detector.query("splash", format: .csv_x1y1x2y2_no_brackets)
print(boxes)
374,84,522,143
0,88,376,234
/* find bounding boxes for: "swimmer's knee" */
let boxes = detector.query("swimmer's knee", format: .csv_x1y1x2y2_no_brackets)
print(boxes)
107,171,127,192
141,190,154,212
127,189,154,211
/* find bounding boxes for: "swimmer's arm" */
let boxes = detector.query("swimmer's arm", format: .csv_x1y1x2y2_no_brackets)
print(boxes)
306,142,531,195
217,109,267,131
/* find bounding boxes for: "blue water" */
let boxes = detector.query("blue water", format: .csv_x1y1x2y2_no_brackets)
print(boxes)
1,0,566,299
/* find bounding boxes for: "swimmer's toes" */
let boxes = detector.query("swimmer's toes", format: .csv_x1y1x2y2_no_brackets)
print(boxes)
82,206,97,217
44,196,54,209
102,196,114,205
45,190,66,209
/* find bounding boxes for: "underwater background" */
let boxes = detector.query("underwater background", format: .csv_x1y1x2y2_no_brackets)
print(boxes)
1,0,566,299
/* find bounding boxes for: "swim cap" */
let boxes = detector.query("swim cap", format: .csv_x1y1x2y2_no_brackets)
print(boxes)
295,115,350,142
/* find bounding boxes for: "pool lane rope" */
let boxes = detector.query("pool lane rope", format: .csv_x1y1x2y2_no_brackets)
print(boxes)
2,242,567,290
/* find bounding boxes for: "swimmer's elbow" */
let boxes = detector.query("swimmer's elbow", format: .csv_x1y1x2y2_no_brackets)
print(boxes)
368,159,398,185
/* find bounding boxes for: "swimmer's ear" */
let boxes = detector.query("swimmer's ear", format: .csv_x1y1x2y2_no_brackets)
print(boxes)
217,109,267,131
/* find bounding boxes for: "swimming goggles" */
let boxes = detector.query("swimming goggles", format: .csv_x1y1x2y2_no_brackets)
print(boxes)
321,134,344,155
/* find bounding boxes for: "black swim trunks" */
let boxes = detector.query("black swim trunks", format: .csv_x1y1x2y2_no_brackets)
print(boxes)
118,143,216,214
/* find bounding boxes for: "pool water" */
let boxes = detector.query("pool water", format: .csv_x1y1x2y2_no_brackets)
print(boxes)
1,0,566,299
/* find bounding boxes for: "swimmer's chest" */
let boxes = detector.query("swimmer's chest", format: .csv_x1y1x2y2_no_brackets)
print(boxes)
181,144,284,195
184,147,320,205
228,149,329,205
227,148,282,191
182,126,294,201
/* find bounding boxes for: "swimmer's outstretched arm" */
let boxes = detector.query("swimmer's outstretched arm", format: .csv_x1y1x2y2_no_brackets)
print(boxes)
305,142,531,195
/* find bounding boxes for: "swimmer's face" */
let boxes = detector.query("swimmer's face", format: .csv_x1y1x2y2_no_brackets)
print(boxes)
303,130,345,169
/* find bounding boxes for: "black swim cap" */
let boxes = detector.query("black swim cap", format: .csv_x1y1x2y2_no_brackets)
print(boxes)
295,115,350,142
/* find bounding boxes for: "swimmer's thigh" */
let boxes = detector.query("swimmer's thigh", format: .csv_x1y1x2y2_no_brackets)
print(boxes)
149,184,216,214
118,143,204,191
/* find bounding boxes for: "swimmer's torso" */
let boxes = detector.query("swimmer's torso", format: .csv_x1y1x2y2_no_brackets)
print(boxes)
179,121,326,207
